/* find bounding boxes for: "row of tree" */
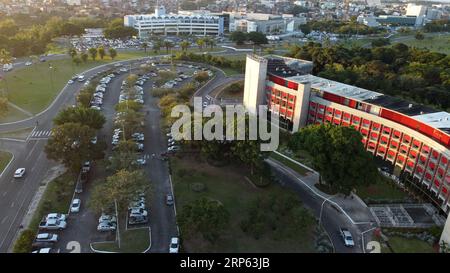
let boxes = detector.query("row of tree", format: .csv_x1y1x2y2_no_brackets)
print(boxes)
288,42,450,110
69,47,118,66
229,31,268,46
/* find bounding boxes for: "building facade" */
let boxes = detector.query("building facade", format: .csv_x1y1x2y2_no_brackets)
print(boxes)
124,6,224,38
243,54,450,215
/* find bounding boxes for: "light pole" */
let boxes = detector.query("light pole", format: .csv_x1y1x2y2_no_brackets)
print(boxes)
49,63,55,94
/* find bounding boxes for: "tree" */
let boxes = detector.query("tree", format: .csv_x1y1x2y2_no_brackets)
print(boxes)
230,31,247,45
178,197,230,242
196,38,205,51
371,38,390,47
77,86,94,107
194,71,209,83
152,39,162,53
103,19,137,39
81,52,88,63
45,122,96,174
247,31,268,46
0,48,12,66
141,42,148,53
60,22,84,37
180,40,190,52
289,124,377,195
72,56,81,66
415,32,425,40
13,229,35,253
68,48,77,59
88,47,97,61
108,48,117,60
98,46,105,60
53,106,106,130
108,140,139,172
89,169,150,213
163,40,173,53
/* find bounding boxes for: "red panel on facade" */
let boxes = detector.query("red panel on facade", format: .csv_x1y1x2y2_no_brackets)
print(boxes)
403,134,411,142
417,166,424,173
426,173,432,180
434,179,440,187
429,162,436,170
378,146,386,153
388,150,396,156
287,81,298,90
361,129,369,136
413,140,421,147
442,187,448,194
371,132,378,138
432,150,439,159
407,161,415,167
323,92,344,104
442,157,448,165
383,127,391,134
397,155,405,162
422,145,430,153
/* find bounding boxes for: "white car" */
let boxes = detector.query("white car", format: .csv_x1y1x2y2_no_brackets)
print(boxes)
25,61,32,66
68,80,74,84
340,228,355,247
70,198,81,213
98,214,117,224
32,248,52,253
14,168,26,178
46,213,67,222
97,221,116,232
169,237,179,253
35,233,58,243
129,208,147,217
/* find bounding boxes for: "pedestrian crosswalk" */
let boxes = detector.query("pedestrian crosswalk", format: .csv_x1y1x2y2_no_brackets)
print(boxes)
29,130,53,139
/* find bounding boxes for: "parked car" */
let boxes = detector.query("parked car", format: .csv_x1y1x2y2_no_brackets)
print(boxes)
98,213,117,224
35,233,58,243
97,221,116,232
14,168,26,178
46,213,67,222
129,208,148,217
128,215,148,225
340,228,354,247
70,199,81,213
39,219,67,230
169,237,180,253
32,241,54,249
32,248,52,253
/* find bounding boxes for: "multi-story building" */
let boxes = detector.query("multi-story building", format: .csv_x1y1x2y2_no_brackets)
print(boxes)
124,6,224,38
244,54,450,215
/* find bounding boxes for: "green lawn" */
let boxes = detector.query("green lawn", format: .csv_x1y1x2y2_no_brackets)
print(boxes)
220,67,244,76
0,151,12,174
391,33,450,54
382,236,436,253
171,156,317,253
355,177,409,201
270,152,309,176
91,228,151,253
0,127,34,140
0,106,29,124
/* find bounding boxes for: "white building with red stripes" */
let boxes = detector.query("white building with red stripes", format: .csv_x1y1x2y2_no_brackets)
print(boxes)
243,54,450,215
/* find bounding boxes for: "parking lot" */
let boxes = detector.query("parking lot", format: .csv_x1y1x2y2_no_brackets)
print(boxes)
32,60,200,253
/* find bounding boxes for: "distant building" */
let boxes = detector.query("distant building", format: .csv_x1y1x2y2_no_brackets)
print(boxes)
230,13,306,34
83,28,104,39
124,6,224,38
406,3,427,17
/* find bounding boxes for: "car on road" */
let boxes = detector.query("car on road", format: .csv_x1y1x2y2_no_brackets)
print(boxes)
136,158,147,166
25,61,32,66
70,198,81,213
169,237,179,253
168,146,180,152
97,221,117,232
35,233,58,243
340,228,355,247
77,75,85,82
14,168,26,178
68,80,74,84
166,194,174,206
39,219,67,231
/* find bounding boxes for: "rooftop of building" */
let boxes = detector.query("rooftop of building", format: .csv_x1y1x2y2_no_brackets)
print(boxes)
285,74,450,131
264,55,313,77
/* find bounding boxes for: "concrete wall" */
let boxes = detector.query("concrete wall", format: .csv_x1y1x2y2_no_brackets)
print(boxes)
243,54,268,116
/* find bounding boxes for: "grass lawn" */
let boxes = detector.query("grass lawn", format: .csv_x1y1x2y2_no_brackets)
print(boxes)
91,227,151,253
171,155,317,253
220,67,244,76
0,151,12,174
392,33,450,54
382,236,436,253
0,127,34,140
0,106,29,124
355,177,409,201
28,172,76,230
270,152,309,176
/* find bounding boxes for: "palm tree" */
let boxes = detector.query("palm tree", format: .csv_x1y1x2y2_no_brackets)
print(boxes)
98,46,106,60
141,42,148,53
88,47,98,61
68,48,77,59
109,48,117,60
153,39,162,53
196,38,205,51
163,40,174,54
180,40,190,52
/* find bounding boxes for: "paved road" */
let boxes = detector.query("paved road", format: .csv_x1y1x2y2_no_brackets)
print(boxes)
267,158,376,253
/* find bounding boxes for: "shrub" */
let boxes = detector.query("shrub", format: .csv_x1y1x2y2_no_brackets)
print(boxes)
13,229,36,253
